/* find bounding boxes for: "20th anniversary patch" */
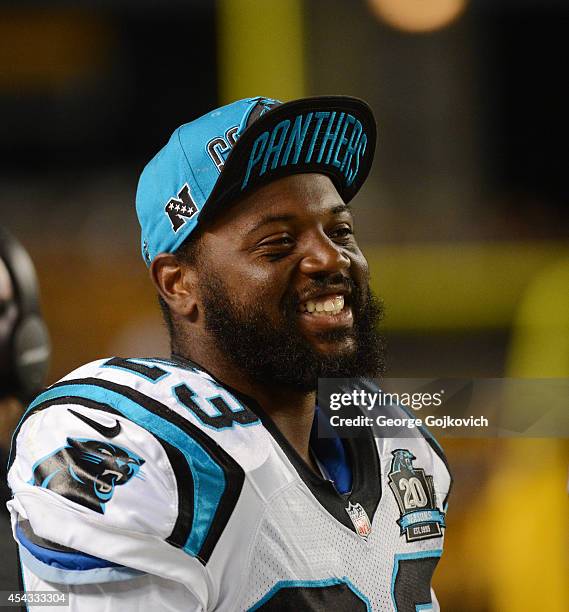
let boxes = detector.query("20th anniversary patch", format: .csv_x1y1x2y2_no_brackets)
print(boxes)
388,449,446,542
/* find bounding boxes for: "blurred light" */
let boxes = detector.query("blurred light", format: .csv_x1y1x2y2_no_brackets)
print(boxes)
367,0,468,33
0,9,113,93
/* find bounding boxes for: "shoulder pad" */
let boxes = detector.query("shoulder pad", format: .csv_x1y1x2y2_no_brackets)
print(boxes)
44,357,271,471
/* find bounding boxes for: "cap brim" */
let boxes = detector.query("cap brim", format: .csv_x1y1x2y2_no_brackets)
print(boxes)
199,96,377,224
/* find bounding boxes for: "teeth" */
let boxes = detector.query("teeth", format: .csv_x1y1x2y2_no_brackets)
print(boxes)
300,295,345,316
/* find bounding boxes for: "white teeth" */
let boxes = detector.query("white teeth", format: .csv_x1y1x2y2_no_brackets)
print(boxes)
300,295,345,316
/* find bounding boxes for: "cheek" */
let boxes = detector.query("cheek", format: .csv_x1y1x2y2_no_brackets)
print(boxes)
350,248,370,283
204,238,290,304
215,260,293,307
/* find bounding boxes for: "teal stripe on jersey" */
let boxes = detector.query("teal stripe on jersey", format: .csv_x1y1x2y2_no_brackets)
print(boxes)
25,384,225,558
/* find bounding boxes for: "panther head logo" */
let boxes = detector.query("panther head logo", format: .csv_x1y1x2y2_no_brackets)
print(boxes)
391,449,416,473
30,437,145,513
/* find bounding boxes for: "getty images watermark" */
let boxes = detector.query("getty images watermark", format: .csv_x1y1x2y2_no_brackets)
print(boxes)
328,387,488,431
317,378,569,438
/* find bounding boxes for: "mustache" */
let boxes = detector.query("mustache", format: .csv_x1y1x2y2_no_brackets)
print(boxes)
285,273,359,312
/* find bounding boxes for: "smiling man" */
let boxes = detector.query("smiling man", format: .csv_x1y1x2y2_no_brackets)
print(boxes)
7,97,451,611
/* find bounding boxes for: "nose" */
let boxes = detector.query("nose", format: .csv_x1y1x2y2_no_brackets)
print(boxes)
298,232,350,278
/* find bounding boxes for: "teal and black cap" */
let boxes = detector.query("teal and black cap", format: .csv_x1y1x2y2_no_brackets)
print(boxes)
136,95,377,266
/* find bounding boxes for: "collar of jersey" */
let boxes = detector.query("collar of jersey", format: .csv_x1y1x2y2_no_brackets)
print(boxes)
170,353,382,535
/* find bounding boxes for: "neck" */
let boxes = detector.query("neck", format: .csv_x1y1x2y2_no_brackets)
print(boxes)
175,346,319,472
247,384,317,469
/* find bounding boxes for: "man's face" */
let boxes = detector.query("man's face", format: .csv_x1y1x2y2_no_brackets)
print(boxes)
194,173,384,391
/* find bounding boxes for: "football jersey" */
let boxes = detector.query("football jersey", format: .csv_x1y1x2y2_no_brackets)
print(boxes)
7,356,452,611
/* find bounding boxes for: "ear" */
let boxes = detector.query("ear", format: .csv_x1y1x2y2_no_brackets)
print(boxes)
150,253,198,320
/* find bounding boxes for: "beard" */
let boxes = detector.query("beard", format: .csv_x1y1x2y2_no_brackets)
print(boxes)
198,272,385,393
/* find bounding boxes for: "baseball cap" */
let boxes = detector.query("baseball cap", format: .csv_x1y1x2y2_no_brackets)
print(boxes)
136,95,377,266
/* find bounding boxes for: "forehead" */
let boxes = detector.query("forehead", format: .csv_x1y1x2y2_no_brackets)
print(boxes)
207,173,348,235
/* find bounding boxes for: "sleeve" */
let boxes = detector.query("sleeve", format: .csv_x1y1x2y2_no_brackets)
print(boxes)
7,399,211,609
20,562,204,612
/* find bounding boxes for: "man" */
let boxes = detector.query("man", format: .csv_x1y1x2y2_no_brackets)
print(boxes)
7,97,451,610
0,227,50,592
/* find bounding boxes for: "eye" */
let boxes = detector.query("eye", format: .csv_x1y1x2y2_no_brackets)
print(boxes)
257,234,296,260
262,235,295,247
329,225,354,242
98,448,112,455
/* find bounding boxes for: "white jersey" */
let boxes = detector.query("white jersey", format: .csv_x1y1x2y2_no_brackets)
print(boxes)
7,357,452,611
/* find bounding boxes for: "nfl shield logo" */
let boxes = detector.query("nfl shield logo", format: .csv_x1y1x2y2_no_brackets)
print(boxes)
345,502,372,541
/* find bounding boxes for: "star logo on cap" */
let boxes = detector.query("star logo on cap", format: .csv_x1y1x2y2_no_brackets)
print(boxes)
164,184,199,232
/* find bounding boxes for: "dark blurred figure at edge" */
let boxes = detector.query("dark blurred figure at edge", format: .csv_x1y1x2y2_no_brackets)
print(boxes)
0,227,50,589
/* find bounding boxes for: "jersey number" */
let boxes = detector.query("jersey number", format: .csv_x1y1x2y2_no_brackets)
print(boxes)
104,358,259,430
174,384,258,430
392,554,440,612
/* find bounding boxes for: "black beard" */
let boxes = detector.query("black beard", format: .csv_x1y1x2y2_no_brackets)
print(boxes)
198,273,385,393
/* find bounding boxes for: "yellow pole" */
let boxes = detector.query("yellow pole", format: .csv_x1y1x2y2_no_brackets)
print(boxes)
485,259,569,612
218,0,306,104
